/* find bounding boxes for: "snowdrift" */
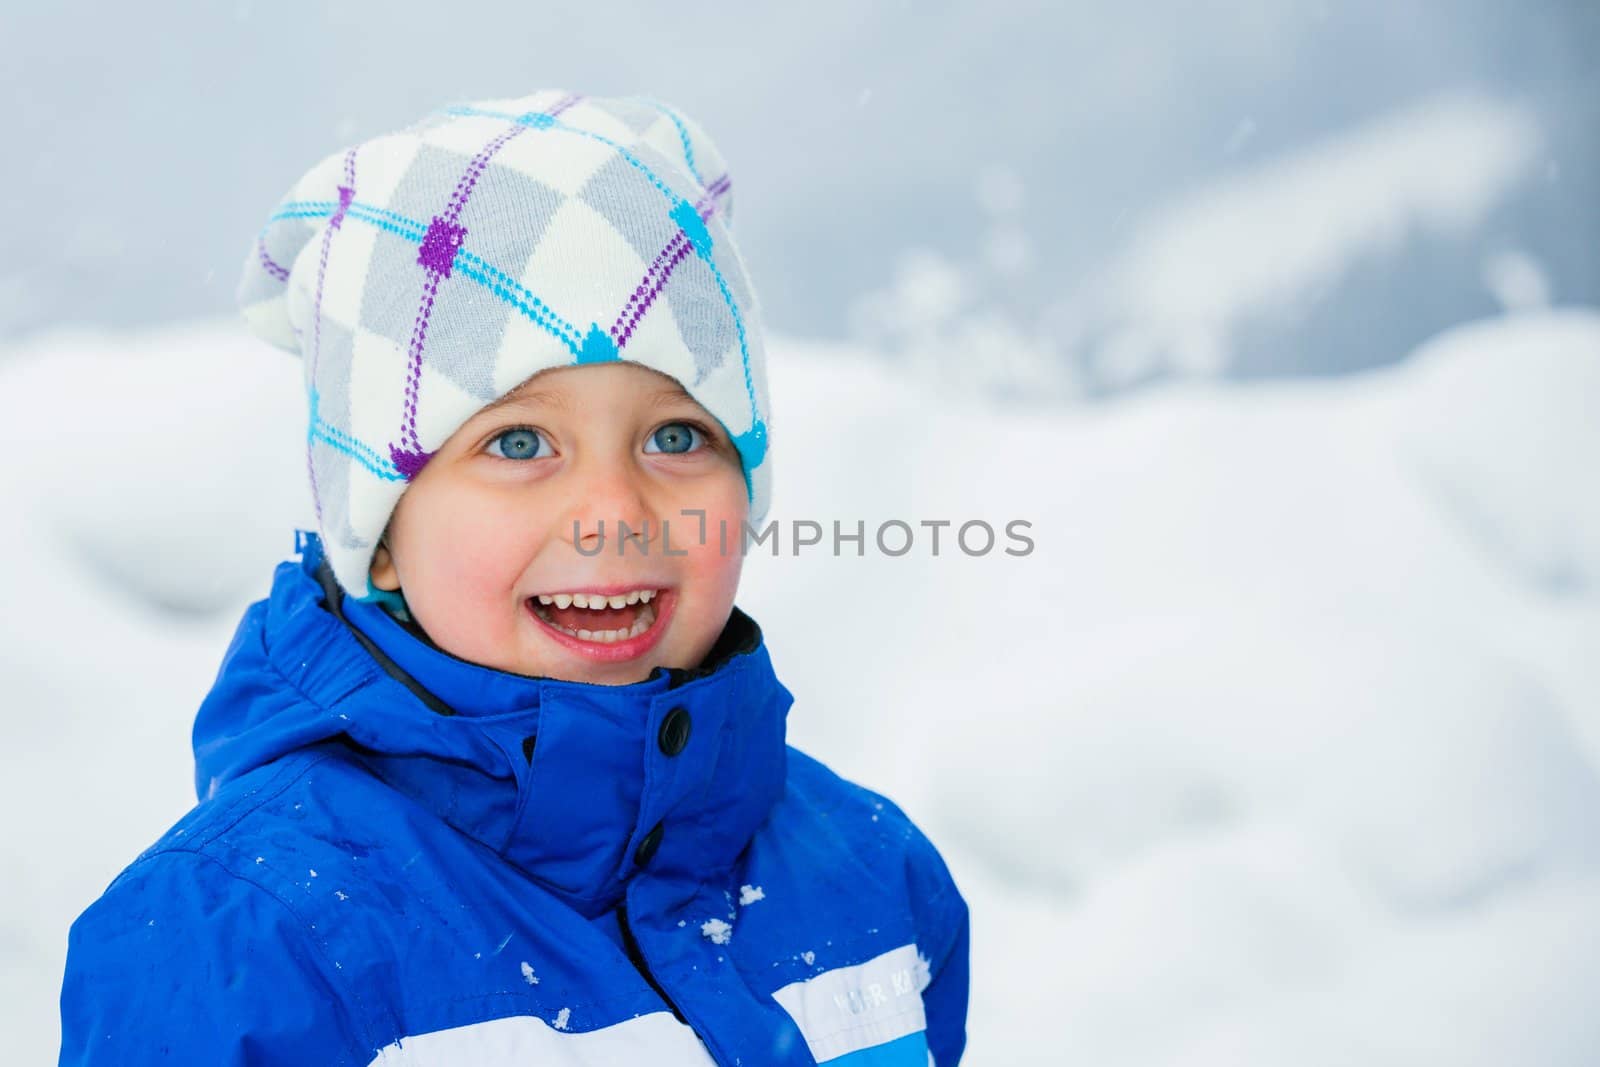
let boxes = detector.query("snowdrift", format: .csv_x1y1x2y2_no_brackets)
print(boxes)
1,309,1595,1063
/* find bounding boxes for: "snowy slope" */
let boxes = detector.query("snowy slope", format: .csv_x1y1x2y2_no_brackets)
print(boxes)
1,310,1596,1064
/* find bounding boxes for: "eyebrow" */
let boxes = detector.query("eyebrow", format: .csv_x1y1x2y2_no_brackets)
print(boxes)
646,386,697,409
475,386,573,417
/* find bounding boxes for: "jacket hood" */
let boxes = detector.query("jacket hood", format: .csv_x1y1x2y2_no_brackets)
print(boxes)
193,532,794,918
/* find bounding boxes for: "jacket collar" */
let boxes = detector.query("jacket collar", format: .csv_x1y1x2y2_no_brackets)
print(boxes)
194,533,793,918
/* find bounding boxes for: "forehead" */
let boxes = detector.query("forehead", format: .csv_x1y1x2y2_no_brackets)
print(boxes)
478,361,695,416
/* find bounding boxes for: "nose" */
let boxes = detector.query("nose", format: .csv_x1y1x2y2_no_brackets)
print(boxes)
561,454,657,557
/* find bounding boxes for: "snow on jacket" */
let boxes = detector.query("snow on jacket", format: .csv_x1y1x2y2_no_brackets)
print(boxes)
58,533,969,1065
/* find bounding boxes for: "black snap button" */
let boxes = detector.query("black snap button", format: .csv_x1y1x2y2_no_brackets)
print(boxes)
634,821,664,866
658,706,692,757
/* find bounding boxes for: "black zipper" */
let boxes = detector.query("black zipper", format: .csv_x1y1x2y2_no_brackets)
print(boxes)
616,903,689,1025
313,558,457,717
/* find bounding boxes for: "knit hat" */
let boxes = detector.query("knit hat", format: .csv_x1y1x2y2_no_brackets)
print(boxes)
237,89,772,599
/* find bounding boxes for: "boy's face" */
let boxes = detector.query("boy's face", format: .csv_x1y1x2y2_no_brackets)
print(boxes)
368,361,749,686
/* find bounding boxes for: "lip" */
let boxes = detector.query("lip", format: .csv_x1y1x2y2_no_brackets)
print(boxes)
525,587,676,663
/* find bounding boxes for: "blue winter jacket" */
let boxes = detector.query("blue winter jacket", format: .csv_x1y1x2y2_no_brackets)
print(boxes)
59,534,969,1065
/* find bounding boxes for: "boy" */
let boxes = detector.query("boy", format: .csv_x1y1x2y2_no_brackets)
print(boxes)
58,90,969,1066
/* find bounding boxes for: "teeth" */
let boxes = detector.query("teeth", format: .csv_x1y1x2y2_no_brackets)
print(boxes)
531,601,658,643
535,589,661,609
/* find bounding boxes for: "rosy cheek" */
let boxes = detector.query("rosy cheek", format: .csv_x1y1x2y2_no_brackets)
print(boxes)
412,487,540,618
680,488,748,597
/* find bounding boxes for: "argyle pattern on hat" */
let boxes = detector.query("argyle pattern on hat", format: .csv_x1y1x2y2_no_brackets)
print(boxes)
238,90,771,597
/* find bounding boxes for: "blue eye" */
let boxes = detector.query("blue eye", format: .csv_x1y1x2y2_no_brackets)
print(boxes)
645,422,703,455
487,428,547,460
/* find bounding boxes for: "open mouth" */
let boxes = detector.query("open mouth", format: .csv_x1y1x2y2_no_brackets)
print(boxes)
527,588,666,647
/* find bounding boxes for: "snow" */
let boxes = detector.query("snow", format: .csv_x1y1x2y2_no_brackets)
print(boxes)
850,91,1549,396
520,961,539,986
700,919,734,946
1392,312,1600,594
1087,92,1542,378
2,306,1597,1063
1481,249,1553,313
749,307,1600,1064
739,885,766,906
552,1007,570,1031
